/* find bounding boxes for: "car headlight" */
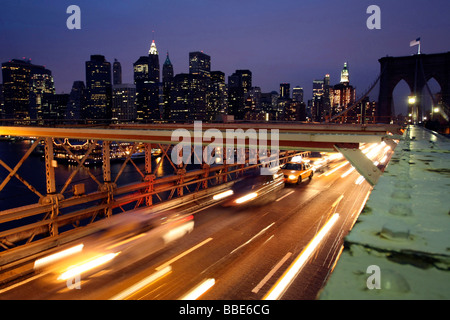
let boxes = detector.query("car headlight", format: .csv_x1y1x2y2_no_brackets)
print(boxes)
288,175,297,180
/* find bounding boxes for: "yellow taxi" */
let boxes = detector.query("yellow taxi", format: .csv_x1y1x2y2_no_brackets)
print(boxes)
280,159,314,185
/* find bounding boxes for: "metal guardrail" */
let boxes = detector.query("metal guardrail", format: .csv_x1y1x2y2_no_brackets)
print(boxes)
0,143,307,264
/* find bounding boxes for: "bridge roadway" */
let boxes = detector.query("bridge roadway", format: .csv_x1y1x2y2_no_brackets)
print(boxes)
0,148,389,300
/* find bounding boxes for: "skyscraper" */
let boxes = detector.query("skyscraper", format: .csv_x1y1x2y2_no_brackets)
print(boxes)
323,74,332,119
66,81,85,121
244,86,263,120
312,79,324,122
29,64,55,120
134,39,160,121
163,52,174,82
113,59,122,85
41,93,69,120
208,71,228,121
134,56,151,121
1,59,54,121
189,51,211,79
292,86,304,103
170,73,199,122
332,62,356,120
260,91,279,120
85,55,112,120
162,52,174,120
112,83,136,121
148,40,160,83
189,51,211,120
340,62,349,84
280,83,290,99
228,69,252,120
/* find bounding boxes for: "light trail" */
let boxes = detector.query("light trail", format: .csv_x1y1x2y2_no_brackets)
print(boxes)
340,166,355,178
355,175,365,185
57,252,120,281
320,161,349,177
263,213,340,300
109,266,172,300
179,278,216,300
213,190,233,200
252,252,292,294
34,244,84,269
235,192,258,204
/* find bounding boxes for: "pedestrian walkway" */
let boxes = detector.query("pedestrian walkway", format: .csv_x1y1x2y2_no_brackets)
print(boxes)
320,125,450,299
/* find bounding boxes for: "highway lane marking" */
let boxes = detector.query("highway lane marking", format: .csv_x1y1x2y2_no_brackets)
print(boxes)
109,266,172,300
229,222,275,256
252,252,292,294
275,190,295,202
155,237,213,271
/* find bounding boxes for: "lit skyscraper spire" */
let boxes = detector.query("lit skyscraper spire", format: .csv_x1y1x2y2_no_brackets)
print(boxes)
340,62,349,84
149,39,158,55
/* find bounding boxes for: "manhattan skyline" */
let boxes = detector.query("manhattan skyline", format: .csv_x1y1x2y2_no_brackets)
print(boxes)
1,0,450,115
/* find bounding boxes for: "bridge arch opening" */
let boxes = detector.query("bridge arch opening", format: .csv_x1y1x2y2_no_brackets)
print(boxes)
392,79,412,120
421,77,441,118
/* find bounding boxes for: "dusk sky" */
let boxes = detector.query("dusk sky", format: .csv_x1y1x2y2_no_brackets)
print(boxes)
1,0,450,114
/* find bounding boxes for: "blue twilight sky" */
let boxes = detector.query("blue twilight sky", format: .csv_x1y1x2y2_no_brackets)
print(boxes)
1,0,449,114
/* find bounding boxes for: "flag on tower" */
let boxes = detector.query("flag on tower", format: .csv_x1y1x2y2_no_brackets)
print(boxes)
410,37,420,47
410,37,421,54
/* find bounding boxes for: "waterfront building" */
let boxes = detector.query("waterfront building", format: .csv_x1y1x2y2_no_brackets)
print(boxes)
1,58,54,121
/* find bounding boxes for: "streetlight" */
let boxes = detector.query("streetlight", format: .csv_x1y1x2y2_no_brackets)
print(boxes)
408,95,417,124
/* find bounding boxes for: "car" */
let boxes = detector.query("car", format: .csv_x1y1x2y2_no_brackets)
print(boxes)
34,210,195,281
281,160,314,184
307,151,330,172
221,170,285,207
